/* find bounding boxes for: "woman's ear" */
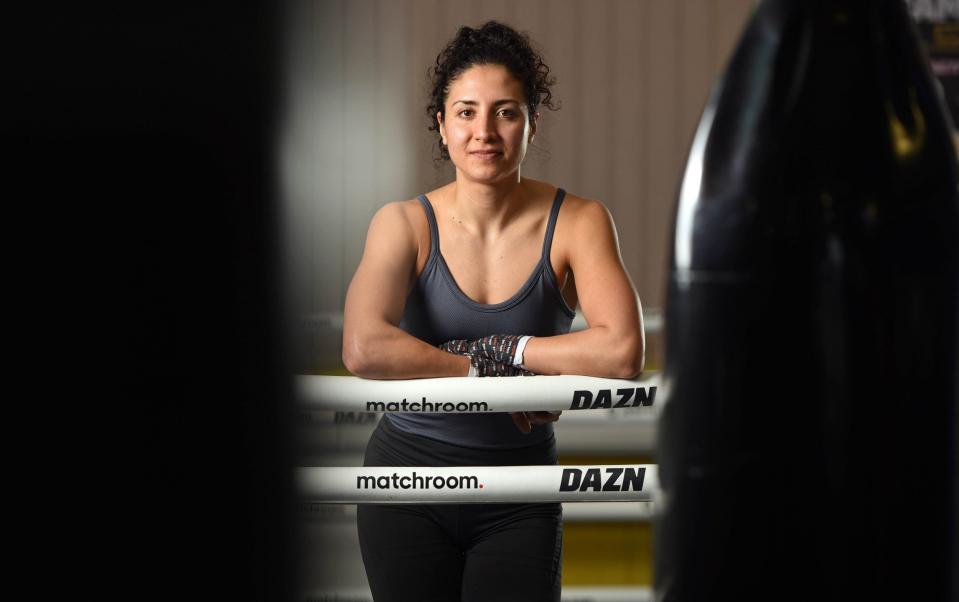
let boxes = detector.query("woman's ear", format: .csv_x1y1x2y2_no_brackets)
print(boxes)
529,111,539,143
437,111,447,146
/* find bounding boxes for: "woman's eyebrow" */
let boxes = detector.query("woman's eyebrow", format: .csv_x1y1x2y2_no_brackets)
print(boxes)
451,98,521,106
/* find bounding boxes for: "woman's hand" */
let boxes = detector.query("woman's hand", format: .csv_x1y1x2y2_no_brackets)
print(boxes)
439,337,557,434
464,334,528,366
464,353,533,377
439,335,533,376
510,411,561,434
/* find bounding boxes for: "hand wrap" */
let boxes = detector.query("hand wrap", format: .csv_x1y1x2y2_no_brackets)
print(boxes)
469,334,528,367
441,334,531,366
439,336,534,377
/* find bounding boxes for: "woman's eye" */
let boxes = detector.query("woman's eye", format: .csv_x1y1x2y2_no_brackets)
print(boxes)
498,109,516,118
458,109,473,118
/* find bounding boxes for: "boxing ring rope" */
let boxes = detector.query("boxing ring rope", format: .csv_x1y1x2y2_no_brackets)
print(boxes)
297,373,662,505
298,464,658,503
297,373,661,413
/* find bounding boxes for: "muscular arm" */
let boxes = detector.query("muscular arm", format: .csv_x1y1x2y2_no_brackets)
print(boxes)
520,200,645,379
342,202,470,379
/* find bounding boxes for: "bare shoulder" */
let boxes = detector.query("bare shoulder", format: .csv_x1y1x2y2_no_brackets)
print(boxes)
360,200,423,257
363,198,433,271
371,198,413,222
369,199,423,234
556,191,616,237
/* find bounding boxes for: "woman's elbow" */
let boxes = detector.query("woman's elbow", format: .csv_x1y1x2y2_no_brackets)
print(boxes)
342,334,376,376
611,335,645,379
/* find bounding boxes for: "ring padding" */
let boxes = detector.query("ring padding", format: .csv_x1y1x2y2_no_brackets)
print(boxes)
298,464,659,504
297,373,661,413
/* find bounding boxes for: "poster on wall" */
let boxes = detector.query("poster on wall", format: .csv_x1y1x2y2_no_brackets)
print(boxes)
907,0,959,129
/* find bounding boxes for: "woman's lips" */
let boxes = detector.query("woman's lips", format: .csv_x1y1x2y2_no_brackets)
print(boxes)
470,150,502,159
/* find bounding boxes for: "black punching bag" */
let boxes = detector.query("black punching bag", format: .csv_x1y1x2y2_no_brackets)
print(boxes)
655,1,959,601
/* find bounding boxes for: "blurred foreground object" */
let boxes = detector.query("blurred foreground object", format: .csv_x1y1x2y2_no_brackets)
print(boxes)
656,1,959,600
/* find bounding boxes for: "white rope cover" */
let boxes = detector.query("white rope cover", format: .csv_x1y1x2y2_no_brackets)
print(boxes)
297,373,661,413
558,587,652,602
298,464,659,504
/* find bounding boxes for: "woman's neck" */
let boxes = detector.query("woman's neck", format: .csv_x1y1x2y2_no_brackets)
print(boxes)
449,175,529,237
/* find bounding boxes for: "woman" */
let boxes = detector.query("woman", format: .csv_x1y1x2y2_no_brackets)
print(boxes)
342,21,644,602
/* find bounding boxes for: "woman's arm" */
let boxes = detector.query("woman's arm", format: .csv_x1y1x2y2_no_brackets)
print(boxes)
520,199,645,379
342,202,470,379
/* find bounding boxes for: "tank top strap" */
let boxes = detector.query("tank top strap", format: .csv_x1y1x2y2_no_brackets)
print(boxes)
418,190,563,260
417,194,440,257
540,188,567,260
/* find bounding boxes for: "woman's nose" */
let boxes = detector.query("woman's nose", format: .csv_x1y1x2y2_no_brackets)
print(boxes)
473,113,497,140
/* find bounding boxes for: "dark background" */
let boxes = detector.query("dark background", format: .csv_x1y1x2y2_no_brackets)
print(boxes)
8,4,295,600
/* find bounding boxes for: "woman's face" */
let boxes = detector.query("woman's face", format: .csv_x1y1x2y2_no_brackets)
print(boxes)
438,63,537,185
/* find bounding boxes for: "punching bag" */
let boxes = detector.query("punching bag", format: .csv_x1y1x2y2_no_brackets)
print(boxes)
655,1,959,601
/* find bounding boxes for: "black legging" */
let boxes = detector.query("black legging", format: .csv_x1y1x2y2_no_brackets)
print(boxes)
356,417,563,602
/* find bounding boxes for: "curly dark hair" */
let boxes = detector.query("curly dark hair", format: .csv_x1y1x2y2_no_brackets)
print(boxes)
427,21,558,160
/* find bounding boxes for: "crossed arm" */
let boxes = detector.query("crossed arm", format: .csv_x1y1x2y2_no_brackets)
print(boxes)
520,200,645,378
341,197,644,381
342,201,472,379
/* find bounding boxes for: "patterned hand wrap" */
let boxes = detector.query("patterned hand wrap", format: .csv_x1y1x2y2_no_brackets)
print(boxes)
467,334,524,366
438,339,471,355
439,337,533,377
467,354,534,377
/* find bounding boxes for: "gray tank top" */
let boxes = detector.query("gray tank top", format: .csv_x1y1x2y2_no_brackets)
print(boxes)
387,188,576,449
